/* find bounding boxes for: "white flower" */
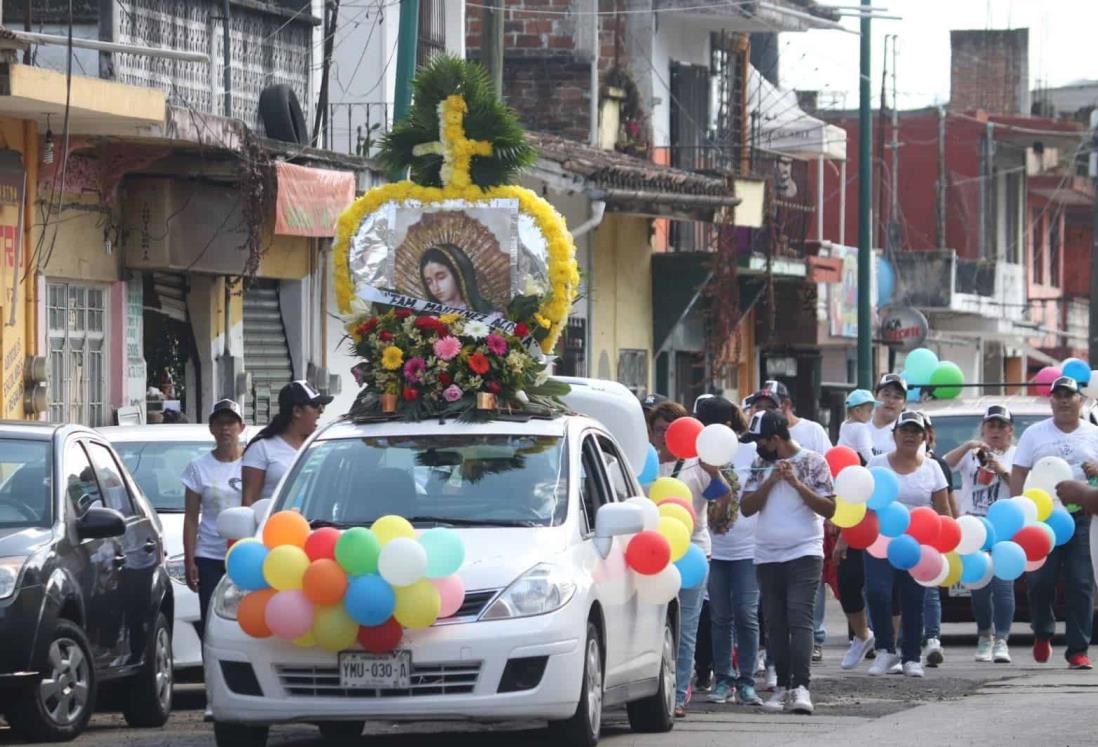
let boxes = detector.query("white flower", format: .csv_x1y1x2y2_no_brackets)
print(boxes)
515,390,530,405
522,274,547,297
464,320,490,339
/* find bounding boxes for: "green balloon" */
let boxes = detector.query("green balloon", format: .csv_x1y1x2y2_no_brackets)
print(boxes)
420,527,466,578
929,361,964,399
335,527,381,575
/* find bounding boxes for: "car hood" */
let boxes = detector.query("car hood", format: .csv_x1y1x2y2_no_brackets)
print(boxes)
0,526,53,558
450,526,572,591
158,512,185,557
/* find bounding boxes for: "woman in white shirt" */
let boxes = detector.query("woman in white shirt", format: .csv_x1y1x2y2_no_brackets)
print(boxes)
242,380,332,506
182,399,245,634
864,411,950,678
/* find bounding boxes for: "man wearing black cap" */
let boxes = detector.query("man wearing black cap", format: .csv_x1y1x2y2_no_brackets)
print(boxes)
1010,376,1098,669
740,410,836,715
866,373,907,456
748,381,832,457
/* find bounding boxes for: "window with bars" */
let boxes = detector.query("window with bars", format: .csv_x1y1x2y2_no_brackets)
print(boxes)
47,282,108,427
617,349,648,397
417,0,446,68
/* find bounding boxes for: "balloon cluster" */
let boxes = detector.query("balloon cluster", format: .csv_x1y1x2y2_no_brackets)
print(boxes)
225,511,466,652
636,415,741,487
901,347,965,401
826,447,1073,588
1030,356,1094,397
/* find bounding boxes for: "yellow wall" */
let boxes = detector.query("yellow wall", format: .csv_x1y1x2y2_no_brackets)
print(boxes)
591,214,653,389
259,231,311,279
38,195,120,283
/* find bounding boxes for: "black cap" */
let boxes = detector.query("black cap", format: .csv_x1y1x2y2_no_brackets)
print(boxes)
641,393,668,411
893,410,928,432
916,410,933,428
740,410,790,443
279,380,334,411
695,395,735,426
876,372,909,395
1050,376,1081,396
209,398,244,424
982,404,1014,424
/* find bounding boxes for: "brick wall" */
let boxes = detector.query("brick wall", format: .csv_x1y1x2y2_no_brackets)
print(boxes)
950,28,1029,115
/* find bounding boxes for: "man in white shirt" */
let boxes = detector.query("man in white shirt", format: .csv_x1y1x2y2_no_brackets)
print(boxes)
867,373,907,456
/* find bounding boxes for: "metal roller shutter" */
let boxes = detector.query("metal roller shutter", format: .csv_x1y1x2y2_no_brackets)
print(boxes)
243,280,293,425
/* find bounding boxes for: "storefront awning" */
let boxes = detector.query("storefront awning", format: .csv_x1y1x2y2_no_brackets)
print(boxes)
749,66,846,161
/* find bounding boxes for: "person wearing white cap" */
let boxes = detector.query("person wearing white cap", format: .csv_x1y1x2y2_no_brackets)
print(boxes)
839,389,876,464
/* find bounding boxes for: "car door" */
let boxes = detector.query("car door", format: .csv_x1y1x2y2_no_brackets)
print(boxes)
84,439,159,668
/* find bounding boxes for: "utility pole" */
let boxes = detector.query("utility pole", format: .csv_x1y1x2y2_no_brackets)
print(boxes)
889,35,899,234
480,0,504,96
392,0,420,125
312,0,341,147
857,0,873,389
1089,110,1098,363
222,0,232,118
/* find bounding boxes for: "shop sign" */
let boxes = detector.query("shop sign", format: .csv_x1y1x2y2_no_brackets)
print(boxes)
0,150,27,326
274,162,355,237
880,304,929,349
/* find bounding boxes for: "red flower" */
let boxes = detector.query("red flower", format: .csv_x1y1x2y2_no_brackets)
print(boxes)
414,316,448,336
486,381,502,395
394,309,413,318
439,372,452,386
357,316,380,336
379,330,394,342
468,352,490,375
513,322,529,337
402,386,419,401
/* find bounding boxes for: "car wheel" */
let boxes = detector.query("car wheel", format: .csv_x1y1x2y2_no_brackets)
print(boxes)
548,621,603,747
5,619,96,742
317,721,365,741
626,615,675,733
122,611,173,727
214,721,269,747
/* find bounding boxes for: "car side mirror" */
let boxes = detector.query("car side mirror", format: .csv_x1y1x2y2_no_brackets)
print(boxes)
217,506,258,541
77,506,126,540
250,498,273,524
593,503,645,558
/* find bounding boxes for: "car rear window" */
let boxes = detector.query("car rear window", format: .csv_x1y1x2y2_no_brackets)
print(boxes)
114,442,212,512
0,439,52,527
930,413,1047,484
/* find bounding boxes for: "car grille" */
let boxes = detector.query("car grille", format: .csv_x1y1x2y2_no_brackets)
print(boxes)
435,589,497,623
276,662,481,698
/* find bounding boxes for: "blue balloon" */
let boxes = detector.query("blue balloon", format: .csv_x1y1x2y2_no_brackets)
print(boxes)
637,444,659,485
1046,508,1075,547
991,541,1027,581
867,467,900,510
878,501,911,537
226,540,269,591
877,257,895,307
960,552,989,584
987,500,1025,542
903,348,940,387
343,573,396,626
1061,358,1091,385
978,517,997,551
887,534,921,570
675,544,708,590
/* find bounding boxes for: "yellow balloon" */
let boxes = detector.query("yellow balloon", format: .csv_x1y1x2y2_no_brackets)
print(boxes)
831,499,868,529
292,631,317,647
657,517,690,561
649,477,692,505
1024,488,1054,521
312,605,359,652
372,515,416,546
263,545,310,590
940,552,963,587
658,503,694,534
393,579,442,629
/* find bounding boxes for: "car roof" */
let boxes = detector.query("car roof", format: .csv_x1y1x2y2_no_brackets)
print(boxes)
98,424,220,442
0,421,89,441
316,414,588,441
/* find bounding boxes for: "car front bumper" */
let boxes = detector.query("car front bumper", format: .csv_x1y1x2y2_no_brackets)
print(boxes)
171,581,203,670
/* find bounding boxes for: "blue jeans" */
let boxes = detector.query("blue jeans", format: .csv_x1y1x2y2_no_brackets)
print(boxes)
813,582,827,645
924,588,942,641
971,577,1015,638
708,559,759,688
864,553,924,663
676,566,709,704
1026,513,1094,659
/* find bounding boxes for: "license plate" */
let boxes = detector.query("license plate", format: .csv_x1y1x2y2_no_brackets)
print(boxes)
339,651,412,689
947,583,971,598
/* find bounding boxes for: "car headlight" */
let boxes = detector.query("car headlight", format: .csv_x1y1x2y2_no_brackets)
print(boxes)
165,554,187,585
481,563,576,620
212,575,246,620
0,557,26,600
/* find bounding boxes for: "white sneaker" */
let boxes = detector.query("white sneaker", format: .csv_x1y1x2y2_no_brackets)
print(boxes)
924,637,944,667
903,660,925,678
993,638,1012,663
755,649,767,675
786,685,814,715
841,634,876,670
867,651,901,676
974,636,993,662
760,686,787,713
764,664,778,691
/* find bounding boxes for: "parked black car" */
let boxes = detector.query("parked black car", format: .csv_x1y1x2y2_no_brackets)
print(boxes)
0,422,174,741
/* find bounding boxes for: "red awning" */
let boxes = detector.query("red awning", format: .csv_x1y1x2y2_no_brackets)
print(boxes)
274,162,355,237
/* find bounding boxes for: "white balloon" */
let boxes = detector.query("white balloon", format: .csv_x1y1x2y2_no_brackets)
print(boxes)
964,557,996,590
1011,495,1038,525
1025,456,1074,496
636,563,682,604
929,556,951,586
834,466,875,504
696,424,739,466
625,496,661,531
955,515,987,555
377,537,428,587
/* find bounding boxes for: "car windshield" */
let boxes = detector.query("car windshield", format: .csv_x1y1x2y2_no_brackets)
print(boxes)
279,434,568,528
0,439,52,528
114,441,212,512
930,413,1046,483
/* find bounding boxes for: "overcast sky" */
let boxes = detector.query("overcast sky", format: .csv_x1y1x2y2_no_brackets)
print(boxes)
781,0,1098,110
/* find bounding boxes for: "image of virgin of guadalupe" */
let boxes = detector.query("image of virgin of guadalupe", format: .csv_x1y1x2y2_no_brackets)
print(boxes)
419,244,494,313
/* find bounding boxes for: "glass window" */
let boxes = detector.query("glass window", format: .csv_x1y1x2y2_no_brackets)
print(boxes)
63,441,102,519
280,434,568,528
85,442,136,517
928,413,1047,486
48,282,108,426
0,439,52,528
114,441,213,512
596,435,634,502
579,436,610,533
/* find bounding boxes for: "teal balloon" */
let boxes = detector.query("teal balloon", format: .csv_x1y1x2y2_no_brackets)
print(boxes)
637,444,659,485
675,544,708,589
991,541,1026,581
929,361,965,400
887,534,921,570
987,500,1024,541
978,517,997,551
1046,508,1075,546
878,500,911,537
420,527,465,579
226,541,269,591
903,347,939,386
1061,358,1091,385
343,574,396,626
867,467,899,511
960,552,989,584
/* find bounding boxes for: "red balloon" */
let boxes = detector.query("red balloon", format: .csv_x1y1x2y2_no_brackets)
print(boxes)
1014,524,1054,562
659,497,697,523
841,511,880,550
304,527,342,561
930,515,962,553
625,530,672,575
666,417,704,459
357,618,404,653
825,446,861,477
907,507,942,545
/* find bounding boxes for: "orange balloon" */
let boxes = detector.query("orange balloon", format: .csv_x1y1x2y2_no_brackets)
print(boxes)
238,589,276,638
263,510,310,548
302,558,349,606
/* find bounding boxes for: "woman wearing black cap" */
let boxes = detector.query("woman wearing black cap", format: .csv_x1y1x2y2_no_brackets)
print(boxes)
242,380,333,507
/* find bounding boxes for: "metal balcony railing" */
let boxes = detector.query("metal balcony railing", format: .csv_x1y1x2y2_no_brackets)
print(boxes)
324,102,392,157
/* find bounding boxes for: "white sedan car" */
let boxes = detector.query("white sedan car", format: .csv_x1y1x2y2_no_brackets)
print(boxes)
206,414,677,747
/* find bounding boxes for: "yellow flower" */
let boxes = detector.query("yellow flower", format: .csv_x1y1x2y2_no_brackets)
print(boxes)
533,313,552,329
381,346,404,370
438,313,460,325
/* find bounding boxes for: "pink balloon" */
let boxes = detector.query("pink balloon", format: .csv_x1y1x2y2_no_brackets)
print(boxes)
1031,366,1062,397
432,574,466,619
1024,557,1047,572
910,545,944,583
265,589,315,640
867,534,892,559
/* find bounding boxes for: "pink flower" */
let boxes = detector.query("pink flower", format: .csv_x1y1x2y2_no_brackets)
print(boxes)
443,384,463,402
433,336,462,361
486,333,508,356
403,356,426,383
